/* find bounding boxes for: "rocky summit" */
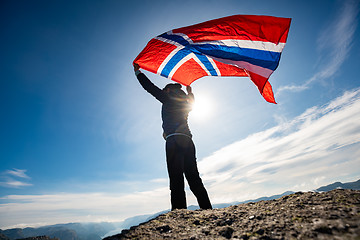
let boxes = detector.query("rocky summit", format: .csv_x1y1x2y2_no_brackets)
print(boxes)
104,189,360,240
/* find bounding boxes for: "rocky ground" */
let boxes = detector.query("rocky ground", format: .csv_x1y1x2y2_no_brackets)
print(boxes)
104,189,360,240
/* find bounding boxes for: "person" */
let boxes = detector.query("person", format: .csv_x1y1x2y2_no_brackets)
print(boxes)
133,63,212,210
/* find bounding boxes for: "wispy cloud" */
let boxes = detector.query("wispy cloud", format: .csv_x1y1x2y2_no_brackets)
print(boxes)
0,188,169,229
199,87,360,203
5,169,31,179
277,0,359,94
0,169,32,188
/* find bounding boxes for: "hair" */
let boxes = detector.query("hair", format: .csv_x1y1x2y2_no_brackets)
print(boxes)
163,83,182,91
163,83,187,99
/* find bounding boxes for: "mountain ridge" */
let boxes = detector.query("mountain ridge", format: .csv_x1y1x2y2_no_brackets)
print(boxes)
316,179,360,192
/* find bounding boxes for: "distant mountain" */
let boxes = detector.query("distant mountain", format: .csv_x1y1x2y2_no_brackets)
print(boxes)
187,190,295,211
237,190,295,204
2,227,76,240
2,222,115,240
0,230,10,240
316,179,360,192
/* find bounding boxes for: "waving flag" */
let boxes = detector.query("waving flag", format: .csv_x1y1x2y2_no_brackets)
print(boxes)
134,15,291,103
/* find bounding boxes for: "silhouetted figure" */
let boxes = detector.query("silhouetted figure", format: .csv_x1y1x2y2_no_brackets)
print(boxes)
134,63,212,210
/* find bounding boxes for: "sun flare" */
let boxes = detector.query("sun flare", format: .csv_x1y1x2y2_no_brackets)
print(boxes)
189,94,213,121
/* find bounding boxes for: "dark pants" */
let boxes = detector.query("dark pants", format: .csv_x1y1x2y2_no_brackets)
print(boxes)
165,135,212,210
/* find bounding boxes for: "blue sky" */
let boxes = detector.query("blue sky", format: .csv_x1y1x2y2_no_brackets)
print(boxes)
1,0,359,229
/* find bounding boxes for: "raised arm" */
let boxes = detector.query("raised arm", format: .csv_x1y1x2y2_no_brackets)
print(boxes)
134,63,167,103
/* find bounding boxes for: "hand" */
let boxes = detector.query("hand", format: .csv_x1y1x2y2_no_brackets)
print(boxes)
186,85,192,94
133,63,140,72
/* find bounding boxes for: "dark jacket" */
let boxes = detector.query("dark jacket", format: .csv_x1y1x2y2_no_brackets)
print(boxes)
137,73,194,138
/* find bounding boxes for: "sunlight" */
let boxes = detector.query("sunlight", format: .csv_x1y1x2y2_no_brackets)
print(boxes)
189,94,213,121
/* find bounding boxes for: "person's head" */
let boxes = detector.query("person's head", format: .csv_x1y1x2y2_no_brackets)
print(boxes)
163,83,182,93
163,83,188,99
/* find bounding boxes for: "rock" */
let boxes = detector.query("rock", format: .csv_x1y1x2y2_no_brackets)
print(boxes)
218,226,234,239
155,225,171,233
216,219,226,226
314,225,332,234
193,220,200,225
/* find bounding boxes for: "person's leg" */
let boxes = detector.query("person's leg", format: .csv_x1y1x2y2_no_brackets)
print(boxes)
166,137,186,210
184,139,212,210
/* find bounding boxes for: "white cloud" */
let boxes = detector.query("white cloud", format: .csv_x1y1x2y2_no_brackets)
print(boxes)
0,188,169,229
277,0,359,94
0,169,32,189
6,169,31,179
198,87,360,202
0,180,32,188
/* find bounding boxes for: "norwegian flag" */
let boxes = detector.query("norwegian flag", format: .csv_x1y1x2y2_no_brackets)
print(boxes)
134,15,291,103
